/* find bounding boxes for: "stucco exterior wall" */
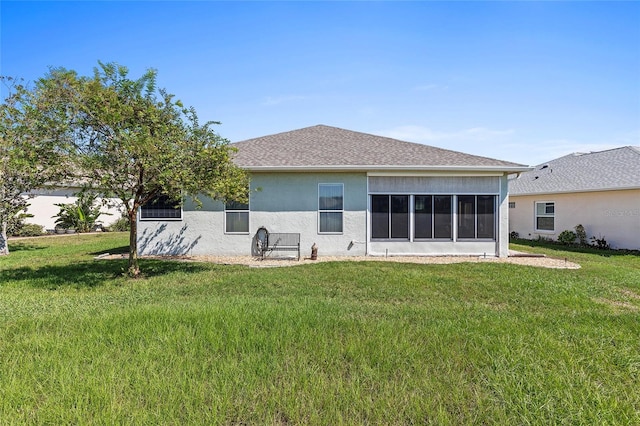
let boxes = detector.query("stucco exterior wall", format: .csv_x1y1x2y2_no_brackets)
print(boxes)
509,189,640,250
23,188,122,231
138,172,369,257
138,172,512,257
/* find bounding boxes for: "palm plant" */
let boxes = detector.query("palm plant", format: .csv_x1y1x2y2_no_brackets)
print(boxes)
53,193,106,233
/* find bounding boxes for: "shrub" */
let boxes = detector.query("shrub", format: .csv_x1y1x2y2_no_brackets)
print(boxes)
53,193,106,233
7,212,44,237
591,235,610,250
106,216,130,232
13,223,44,237
574,224,588,246
558,230,577,245
509,231,519,240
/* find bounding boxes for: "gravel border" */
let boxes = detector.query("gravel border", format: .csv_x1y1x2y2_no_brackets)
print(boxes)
123,252,580,269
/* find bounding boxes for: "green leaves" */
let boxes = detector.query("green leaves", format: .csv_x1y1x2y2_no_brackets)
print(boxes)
1,76,69,254
30,61,248,275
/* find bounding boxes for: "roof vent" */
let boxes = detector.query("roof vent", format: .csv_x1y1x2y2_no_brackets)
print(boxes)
540,164,549,170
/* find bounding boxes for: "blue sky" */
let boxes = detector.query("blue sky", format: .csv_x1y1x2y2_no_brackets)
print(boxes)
1,1,639,166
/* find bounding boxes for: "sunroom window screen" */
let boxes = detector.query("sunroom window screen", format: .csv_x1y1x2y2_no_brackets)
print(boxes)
371,195,409,239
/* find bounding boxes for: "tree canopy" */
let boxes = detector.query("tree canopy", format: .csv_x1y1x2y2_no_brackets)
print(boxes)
8,62,248,276
0,77,70,255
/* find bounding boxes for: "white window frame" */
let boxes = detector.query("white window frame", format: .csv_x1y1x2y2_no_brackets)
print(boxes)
535,201,555,232
224,199,250,234
318,183,344,234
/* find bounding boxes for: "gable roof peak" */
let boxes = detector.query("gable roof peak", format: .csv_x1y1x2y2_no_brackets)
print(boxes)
232,125,527,171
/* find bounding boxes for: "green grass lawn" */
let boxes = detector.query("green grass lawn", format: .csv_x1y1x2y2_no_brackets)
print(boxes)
1,233,639,424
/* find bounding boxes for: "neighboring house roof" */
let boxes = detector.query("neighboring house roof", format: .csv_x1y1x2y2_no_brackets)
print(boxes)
510,146,640,195
232,125,529,172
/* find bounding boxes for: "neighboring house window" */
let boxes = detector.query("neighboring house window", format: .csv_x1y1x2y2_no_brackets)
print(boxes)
225,200,249,233
140,195,182,220
535,201,555,231
457,195,496,240
413,195,453,240
318,184,343,233
509,202,516,209
371,195,409,239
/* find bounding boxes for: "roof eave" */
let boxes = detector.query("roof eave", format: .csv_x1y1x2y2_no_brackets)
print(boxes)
510,185,640,196
239,165,532,173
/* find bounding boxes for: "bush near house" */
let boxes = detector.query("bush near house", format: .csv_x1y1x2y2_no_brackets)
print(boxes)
6,213,44,237
53,193,107,233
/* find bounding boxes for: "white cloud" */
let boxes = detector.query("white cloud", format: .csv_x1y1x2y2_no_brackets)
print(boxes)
376,125,639,166
378,125,514,144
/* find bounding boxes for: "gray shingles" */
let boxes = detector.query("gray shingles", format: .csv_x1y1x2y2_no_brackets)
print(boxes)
510,146,640,194
232,125,527,170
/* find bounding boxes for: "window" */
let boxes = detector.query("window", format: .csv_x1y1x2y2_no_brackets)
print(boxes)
225,200,249,233
414,195,433,239
413,195,453,240
509,202,516,209
371,195,409,239
140,195,182,220
477,195,496,239
371,195,390,239
457,195,496,240
535,201,555,231
457,195,476,239
319,184,343,233
433,195,453,239
371,194,496,241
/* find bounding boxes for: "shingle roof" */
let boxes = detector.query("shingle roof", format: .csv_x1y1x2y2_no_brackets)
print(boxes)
232,125,528,172
509,146,640,195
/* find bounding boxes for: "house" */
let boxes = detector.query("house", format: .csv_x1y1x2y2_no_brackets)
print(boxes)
137,125,530,258
508,146,640,250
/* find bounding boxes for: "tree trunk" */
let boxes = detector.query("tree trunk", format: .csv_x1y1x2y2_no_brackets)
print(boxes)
127,211,140,277
0,220,9,256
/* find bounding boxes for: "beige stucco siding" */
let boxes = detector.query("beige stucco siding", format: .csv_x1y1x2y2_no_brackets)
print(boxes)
23,188,122,231
509,189,640,250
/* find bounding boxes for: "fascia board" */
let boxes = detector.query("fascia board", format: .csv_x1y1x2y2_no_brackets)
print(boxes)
243,165,533,174
510,186,640,196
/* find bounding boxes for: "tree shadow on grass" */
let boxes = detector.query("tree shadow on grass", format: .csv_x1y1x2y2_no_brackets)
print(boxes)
0,258,214,289
90,245,130,256
7,242,47,252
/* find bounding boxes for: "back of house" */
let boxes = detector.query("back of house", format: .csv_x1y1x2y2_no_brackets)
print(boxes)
137,125,529,258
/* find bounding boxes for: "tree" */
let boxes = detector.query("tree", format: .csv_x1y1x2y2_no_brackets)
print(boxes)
0,77,69,255
40,62,248,276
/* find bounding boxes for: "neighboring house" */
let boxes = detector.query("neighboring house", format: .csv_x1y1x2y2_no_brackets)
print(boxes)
22,185,122,232
137,125,529,258
509,146,640,250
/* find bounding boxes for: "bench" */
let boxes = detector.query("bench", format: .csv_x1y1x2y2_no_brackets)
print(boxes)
257,230,300,260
